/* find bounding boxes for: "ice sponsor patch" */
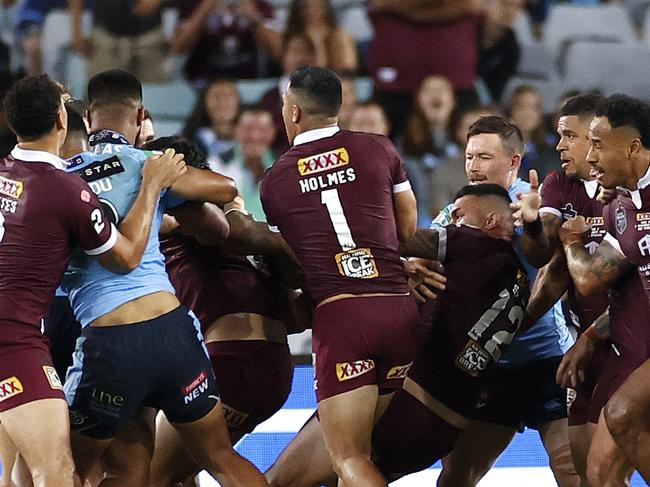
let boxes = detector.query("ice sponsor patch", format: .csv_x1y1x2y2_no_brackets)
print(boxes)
335,248,379,279
297,148,349,176
335,359,375,382
42,365,63,390
0,376,23,403
0,176,23,199
455,340,491,377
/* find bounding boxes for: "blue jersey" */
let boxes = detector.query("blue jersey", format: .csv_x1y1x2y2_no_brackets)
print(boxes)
61,131,182,327
432,178,573,366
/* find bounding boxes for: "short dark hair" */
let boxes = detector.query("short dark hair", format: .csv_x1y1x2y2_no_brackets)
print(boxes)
595,94,650,149
467,115,525,155
87,69,142,109
289,66,342,117
64,100,87,135
3,74,63,140
455,183,511,207
142,136,209,170
560,93,603,118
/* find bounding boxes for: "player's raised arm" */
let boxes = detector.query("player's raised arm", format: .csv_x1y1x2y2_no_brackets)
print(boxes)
512,169,555,267
167,202,230,246
95,149,186,272
560,216,632,295
168,166,238,206
399,228,442,261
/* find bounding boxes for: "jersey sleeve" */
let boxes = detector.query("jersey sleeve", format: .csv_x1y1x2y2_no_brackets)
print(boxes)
539,171,563,217
259,171,279,232
384,138,411,193
66,180,117,256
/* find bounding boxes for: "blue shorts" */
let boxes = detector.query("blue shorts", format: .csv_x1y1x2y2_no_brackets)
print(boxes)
65,306,218,439
473,356,567,431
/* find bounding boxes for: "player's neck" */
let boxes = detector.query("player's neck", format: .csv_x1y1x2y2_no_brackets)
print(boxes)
628,155,650,190
296,117,339,138
89,117,137,146
17,133,61,158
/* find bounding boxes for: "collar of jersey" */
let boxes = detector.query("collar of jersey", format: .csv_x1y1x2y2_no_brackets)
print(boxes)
10,145,68,171
582,179,599,199
616,164,650,209
88,129,131,147
293,126,340,146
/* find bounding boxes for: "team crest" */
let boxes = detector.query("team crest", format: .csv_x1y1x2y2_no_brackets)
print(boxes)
615,204,627,234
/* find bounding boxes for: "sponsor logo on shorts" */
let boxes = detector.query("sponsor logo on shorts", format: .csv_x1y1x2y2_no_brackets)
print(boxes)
566,388,577,410
42,366,63,391
77,156,125,182
336,360,375,382
455,340,491,377
386,363,412,380
0,376,23,403
221,403,250,428
184,370,210,404
297,147,349,176
335,248,379,279
0,176,23,199
69,409,87,426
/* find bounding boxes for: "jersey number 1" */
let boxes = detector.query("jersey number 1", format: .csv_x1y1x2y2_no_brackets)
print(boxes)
321,189,356,251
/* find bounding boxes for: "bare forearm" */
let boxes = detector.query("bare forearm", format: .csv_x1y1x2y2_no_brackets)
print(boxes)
523,252,570,330
170,167,238,206
399,228,440,260
589,308,610,341
564,241,627,295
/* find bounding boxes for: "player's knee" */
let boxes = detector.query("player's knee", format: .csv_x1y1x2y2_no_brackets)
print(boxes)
604,393,639,441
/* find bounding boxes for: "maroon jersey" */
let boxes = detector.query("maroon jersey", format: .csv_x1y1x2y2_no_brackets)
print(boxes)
540,171,608,328
603,170,650,300
260,128,410,304
0,147,115,334
409,225,529,417
609,269,650,363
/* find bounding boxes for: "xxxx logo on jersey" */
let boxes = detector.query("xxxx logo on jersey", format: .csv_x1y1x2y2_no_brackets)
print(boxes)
297,148,349,176
0,176,23,199
0,376,23,403
336,359,375,382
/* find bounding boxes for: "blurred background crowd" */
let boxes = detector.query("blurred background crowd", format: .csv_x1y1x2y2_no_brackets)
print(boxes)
0,0,649,227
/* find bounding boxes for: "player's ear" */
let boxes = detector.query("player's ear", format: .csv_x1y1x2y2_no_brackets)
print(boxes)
85,109,92,128
292,105,301,124
510,153,522,171
136,106,145,127
629,138,642,157
484,211,499,231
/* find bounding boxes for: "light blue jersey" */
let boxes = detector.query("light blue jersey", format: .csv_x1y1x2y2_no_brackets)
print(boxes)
61,131,182,327
432,178,573,366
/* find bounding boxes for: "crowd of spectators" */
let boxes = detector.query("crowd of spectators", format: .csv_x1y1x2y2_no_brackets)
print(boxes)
0,0,647,225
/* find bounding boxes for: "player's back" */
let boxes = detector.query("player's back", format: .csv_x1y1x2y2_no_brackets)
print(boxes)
0,152,95,332
261,129,409,303
411,225,528,417
61,137,176,327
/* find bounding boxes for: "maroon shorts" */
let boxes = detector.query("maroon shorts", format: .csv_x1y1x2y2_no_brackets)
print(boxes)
588,346,646,424
312,295,419,402
569,343,609,426
372,389,460,477
207,340,293,437
0,323,64,412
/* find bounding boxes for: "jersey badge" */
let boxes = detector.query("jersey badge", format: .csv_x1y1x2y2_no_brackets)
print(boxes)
297,147,349,176
616,203,627,234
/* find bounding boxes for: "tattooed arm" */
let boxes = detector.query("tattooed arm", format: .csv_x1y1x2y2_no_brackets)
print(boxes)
399,228,442,261
560,216,632,295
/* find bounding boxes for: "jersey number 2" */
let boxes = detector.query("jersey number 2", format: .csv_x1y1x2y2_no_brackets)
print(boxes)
321,189,356,251
91,208,105,235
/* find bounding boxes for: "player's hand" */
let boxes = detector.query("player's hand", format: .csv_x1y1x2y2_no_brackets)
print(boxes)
559,216,591,247
223,195,246,213
556,334,597,389
142,149,187,190
597,186,617,205
511,169,541,226
405,258,446,303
